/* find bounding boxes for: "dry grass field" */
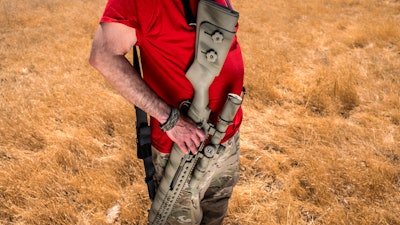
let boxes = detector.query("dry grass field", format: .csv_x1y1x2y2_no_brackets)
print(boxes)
1,0,399,224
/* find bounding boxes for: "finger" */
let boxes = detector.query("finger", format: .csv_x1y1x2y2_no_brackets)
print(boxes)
186,141,198,155
191,134,201,148
195,128,207,141
177,143,189,155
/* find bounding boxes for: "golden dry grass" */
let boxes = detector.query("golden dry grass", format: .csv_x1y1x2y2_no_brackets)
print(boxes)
1,0,399,224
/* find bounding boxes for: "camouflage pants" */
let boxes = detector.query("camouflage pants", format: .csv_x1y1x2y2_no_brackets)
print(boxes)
151,132,240,225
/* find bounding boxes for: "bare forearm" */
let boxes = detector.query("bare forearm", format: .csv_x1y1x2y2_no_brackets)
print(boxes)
90,52,205,154
90,51,170,124
89,23,205,154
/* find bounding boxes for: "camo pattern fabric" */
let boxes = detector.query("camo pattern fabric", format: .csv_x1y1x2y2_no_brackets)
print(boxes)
151,132,240,225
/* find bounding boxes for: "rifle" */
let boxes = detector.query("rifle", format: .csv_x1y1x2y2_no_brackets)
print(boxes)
148,1,240,224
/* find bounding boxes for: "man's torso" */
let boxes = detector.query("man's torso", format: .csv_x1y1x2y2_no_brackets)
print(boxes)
101,0,244,153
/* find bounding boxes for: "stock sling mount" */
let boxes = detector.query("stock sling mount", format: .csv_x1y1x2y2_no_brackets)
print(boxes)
133,0,241,224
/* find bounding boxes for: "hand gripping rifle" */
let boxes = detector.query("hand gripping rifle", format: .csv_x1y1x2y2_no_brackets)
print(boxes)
148,1,240,224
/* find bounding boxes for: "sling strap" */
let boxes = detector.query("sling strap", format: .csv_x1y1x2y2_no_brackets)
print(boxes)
133,47,156,201
182,0,196,26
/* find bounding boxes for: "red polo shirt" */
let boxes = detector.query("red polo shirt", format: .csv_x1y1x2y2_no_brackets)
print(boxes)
100,0,244,153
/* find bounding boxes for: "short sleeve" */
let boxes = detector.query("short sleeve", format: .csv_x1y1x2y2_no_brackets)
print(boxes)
100,0,138,29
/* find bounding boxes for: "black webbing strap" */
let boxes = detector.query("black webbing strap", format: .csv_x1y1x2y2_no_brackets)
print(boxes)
182,0,196,26
133,47,156,201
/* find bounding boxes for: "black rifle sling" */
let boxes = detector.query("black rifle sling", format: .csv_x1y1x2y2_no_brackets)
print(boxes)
182,0,196,26
133,46,156,201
